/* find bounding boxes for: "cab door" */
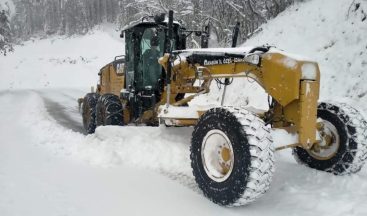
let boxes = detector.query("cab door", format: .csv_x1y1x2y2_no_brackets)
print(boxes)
124,30,135,90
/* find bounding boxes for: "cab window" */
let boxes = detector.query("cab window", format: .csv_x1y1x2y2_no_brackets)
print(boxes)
139,28,165,90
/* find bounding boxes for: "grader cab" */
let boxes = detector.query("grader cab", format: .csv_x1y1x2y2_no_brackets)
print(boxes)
80,11,367,207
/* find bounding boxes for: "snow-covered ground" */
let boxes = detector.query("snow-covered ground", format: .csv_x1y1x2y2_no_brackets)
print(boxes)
0,28,123,90
1,0,367,215
0,91,221,216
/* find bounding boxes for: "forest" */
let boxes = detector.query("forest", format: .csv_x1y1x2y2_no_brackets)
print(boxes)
0,0,294,55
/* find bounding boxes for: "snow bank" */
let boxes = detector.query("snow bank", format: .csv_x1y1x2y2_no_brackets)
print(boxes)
24,91,192,176
7,90,367,215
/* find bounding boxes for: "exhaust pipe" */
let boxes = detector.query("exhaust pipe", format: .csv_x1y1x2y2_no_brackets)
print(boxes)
165,10,174,108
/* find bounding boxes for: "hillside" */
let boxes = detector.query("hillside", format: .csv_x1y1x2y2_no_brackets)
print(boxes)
209,0,367,114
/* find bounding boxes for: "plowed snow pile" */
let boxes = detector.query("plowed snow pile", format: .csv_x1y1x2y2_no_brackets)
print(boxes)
1,0,367,215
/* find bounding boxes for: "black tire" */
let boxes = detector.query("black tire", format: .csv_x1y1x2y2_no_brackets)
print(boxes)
190,107,275,206
82,93,99,134
96,93,124,127
293,102,367,175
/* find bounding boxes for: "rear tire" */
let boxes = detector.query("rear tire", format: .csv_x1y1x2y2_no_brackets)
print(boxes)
96,93,124,127
82,93,99,134
190,107,275,206
293,102,367,175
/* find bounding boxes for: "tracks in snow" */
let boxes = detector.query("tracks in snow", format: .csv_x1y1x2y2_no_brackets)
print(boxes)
160,170,200,194
37,90,86,135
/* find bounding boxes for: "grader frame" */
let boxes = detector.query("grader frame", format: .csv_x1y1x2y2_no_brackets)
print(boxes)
158,50,320,150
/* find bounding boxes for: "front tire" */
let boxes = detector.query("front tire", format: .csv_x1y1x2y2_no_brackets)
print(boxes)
190,107,275,206
293,102,367,175
82,93,99,134
96,93,124,127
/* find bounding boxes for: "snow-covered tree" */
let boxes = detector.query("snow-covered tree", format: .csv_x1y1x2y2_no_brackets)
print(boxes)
0,8,13,55
8,0,294,46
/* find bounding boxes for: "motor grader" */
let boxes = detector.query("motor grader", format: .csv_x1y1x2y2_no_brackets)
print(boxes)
79,11,367,206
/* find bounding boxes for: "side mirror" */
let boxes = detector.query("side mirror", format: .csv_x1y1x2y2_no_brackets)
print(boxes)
120,31,124,38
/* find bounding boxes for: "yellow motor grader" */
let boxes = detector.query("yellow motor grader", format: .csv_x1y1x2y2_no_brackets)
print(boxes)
79,11,367,206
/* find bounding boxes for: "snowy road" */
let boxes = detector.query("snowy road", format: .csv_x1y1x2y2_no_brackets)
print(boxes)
0,90,227,216
1,89,367,216
39,90,86,134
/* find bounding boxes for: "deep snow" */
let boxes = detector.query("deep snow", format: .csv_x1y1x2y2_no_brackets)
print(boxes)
1,0,367,215
1,90,366,216
0,91,225,216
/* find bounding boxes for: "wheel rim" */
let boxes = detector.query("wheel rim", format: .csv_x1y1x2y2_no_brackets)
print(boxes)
201,129,234,182
308,119,340,160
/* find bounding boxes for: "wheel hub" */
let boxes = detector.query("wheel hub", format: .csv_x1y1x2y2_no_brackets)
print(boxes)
309,119,340,160
201,130,234,182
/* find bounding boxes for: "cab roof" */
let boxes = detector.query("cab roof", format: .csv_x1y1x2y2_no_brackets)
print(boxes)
121,18,181,32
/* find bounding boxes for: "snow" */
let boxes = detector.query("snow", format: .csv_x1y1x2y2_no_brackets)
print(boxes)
24,91,191,173
282,56,298,69
0,90,212,216
302,63,318,80
158,105,200,119
194,0,367,115
182,47,254,54
2,89,365,216
306,82,311,96
0,30,123,90
1,0,367,215
121,17,181,32
268,48,315,62
244,0,367,114
158,104,268,121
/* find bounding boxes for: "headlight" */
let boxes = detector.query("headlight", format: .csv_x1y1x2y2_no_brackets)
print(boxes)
244,54,260,66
